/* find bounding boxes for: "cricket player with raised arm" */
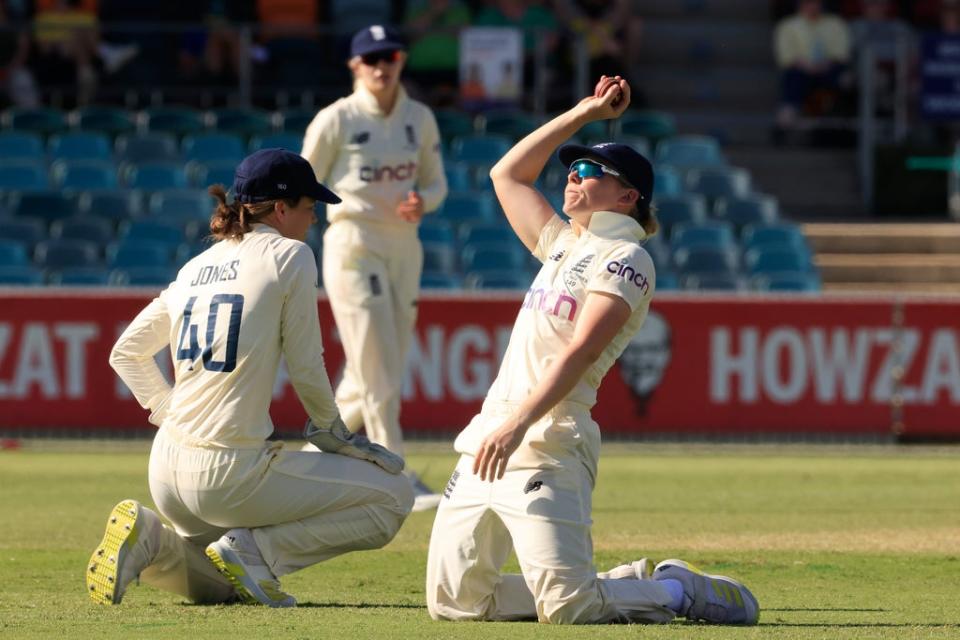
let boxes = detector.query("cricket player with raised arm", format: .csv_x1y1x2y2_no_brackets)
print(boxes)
301,24,448,511
425,76,761,625
87,149,413,608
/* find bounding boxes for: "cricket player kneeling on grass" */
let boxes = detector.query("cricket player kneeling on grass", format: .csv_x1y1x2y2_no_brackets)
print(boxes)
424,77,760,625
87,149,413,609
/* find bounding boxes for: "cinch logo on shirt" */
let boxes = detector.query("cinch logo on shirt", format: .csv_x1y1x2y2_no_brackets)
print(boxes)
521,287,578,321
359,161,417,182
606,260,650,294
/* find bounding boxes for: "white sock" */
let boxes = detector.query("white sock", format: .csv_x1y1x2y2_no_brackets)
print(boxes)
659,578,686,613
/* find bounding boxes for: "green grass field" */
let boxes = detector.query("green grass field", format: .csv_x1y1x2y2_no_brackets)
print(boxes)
2,441,959,639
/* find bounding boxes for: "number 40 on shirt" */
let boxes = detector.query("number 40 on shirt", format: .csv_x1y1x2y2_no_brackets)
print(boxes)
175,294,244,373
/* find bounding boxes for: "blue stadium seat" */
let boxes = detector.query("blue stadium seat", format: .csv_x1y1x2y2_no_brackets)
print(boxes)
741,223,809,255
0,240,29,266
714,195,779,229
71,105,136,137
0,161,49,190
278,107,316,134
110,266,177,286
435,110,475,141
437,191,498,226
653,165,682,197
148,189,213,223
2,106,67,136
115,133,180,163
50,216,114,245
744,245,812,275
50,160,118,190
459,222,516,247
477,110,540,140
0,217,45,250
9,190,76,223
423,241,458,272
123,162,188,191
462,244,528,273
249,133,304,153
449,135,512,165
653,194,708,236
670,221,737,252
182,134,245,164
0,265,44,285
681,272,746,291
34,239,100,269
0,132,44,160
191,161,236,188
465,270,530,289
141,106,205,138
418,219,456,246
107,240,174,269
616,110,676,143
686,166,752,201
76,189,141,223
673,245,739,275
655,135,725,169
642,235,672,270
178,238,216,262
420,271,464,289
120,219,188,247
655,270,680,291
444,162,474,191
576,119,611,140
49,267,111,286
210,108,274,138
48,132,112,161
751,271,821,292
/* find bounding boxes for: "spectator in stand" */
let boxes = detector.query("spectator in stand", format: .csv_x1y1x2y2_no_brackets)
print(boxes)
0,0,39,106
403,0,472,105
29,0,100,102
773,0,852,139
554,0,638,82
849,0,915,116
940,0,960,34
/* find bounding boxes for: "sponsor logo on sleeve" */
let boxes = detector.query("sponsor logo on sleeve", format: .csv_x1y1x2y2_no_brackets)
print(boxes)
606,259,650,294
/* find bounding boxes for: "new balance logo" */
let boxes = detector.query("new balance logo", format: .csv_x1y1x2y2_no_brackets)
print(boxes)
350,132,370,144
442,470,460,499
549,250,565,261
523,480,543,494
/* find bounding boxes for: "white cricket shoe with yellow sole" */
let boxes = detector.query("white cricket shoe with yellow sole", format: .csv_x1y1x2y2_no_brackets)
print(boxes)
86,499,157,605
206,528,296,608
653,558,760,625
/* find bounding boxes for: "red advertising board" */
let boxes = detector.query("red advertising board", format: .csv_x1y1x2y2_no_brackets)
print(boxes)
1,289,958,438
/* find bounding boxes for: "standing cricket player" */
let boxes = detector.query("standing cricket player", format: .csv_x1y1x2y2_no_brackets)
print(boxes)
425,76,760,625
301,24,448,511
87,149,413,608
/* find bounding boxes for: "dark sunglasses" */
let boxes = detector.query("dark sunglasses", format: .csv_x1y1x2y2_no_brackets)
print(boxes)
360,49,401,66
569,158,624,180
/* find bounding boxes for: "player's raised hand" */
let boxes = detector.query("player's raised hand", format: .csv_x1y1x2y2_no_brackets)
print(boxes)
576,75,631,121
396,190,424,223
473,419,526,482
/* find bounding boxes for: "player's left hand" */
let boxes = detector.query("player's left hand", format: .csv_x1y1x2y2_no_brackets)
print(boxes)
576,75,631,121
396,191,424,223
473,419,526,482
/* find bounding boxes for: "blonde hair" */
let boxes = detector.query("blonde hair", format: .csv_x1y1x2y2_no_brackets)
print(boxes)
207,184,297,241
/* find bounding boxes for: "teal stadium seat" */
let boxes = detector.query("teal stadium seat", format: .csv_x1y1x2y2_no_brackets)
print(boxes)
653,194,708,236
34,239,100,269
77,189,141,223
210,108,274,139
279,108,316,135
71,106,136,137
0,217,45,250
191,161,236,188
673,245,739,276
2,106,67,136
459,222,516,247
140,106,205,138
681,272,746,291
654,270,680,290
477,109,540,140
652,165,682,197
182,134,245,164
48,132,112,161
462,244,528,273
465,270,530,290
714,195,779,229
50,217,114,245
444,162,474,191
0,161,49,190
51,160,118,190
110,266,177,286
123,162,188,191
686,166,752,202
9,190,76,223
741,223,808,255
449,135,512,165
116,133,179,163
49,267,111,286
752,271,821,292
669,220,737,252
418,219,456,246
0,132,44,160
422,241,458,273
107,240,174,269
0,240,29,266
420,272,463,289
654,135,725,170
149,189,214,223
438,191,498,226
744,245,812,276
249,133,303,153
434,110,475,141
0,265,44,285
120,219,188,248
616,110,676,144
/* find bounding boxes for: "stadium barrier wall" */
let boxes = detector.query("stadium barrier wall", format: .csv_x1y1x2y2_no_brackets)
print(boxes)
1,289,959,439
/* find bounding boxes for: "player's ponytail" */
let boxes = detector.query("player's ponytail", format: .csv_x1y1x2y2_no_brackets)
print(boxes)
632,202,659,238
207,185,288,241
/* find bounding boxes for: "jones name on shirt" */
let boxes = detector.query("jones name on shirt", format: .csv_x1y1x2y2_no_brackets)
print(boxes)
190,260,240,287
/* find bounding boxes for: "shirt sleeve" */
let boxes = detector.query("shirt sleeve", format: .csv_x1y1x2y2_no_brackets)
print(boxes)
277,243,340,427
109,288,174,427
301,103,341,182
416,107,448,213
586,244,655,311
532,215,571,262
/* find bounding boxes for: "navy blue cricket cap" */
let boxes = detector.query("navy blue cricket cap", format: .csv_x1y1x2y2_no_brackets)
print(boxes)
558,142,654,203
351,24,406,58
233,149,340,205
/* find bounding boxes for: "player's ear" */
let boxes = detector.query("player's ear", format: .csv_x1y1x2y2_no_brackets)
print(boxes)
619,188,640,207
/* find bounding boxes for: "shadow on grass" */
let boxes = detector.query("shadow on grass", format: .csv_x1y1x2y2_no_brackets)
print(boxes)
765,608,888,612
759,623,960,628
295,602,427,610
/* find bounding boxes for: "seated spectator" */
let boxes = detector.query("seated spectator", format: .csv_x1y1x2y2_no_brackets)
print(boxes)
554,0,636,80
30,0,100,102
403,0,472,105
774,0,852,139
0,1,39,106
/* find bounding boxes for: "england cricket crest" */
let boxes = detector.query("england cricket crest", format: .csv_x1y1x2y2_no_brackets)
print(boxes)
564,252,594,291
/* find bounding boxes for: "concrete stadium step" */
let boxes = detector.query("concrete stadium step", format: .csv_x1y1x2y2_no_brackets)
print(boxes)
815,254,960,283
636,67,779,111
637,21,775,66
804,223,960,253
823,281,960,294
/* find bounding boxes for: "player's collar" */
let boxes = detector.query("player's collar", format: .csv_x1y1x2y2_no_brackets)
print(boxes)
585,210,646,243
355,84,408,117
250,222,281,236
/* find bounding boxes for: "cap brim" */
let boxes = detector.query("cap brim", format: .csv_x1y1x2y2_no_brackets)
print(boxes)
313,183,341,205
558,144,609,170
353,43,405,57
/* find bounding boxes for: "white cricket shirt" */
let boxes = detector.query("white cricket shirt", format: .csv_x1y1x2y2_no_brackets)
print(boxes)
301,85,447,228
109,224,339,448
455,211,656,469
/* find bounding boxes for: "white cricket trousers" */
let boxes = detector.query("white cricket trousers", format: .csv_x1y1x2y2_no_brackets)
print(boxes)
323,219,422,458
426,424,675,623
140,425,414,602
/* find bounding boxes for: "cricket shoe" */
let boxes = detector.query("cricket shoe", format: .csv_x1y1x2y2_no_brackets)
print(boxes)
597,557,655,580
407,471,442,512
86,499,158,605
653,559,759,625
205,528,296,608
